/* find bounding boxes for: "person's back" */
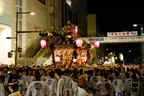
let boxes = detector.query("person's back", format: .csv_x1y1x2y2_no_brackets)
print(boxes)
0,83,6,96
130,74,140,96
55,69,66,96
99,72,113,96
124,72,131,96
69,80,78,96
61,75,71,92
74,75,89,96
25,81,50,96
87,75,100,96
75,86,89,96
25,70,50,96
18,68,28,96
138,75,144,96
46,78,57,95
112,72,124,96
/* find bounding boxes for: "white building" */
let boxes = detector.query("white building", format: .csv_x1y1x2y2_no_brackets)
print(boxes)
0,0,87,65
0,0,62,65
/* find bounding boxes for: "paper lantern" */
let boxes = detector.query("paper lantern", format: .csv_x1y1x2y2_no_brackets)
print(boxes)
55,56,60,62
40,39,47,48
94,40,99,48
76,38,83,47
72,26,78,34
82,57,87,63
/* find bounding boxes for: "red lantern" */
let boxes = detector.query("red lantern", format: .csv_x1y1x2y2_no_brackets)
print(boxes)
40,39,47,48
94,40,100,48
55,56,60,62
76,38,83,47
82,57,87,63
73,26,78,34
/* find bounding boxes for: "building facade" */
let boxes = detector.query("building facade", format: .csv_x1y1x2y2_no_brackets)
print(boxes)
0,0,87,65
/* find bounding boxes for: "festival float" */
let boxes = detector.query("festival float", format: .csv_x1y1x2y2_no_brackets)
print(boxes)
50,21,91,68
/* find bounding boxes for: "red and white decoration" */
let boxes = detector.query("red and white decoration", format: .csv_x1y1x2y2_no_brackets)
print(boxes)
72,26,78,34
40,39,47,48
94,40,99,48
81,57,87,63
76,38,83,47
107,31,137,37
55,56,60,62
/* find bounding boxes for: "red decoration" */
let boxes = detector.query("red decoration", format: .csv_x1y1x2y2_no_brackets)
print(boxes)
72,26,78,34
40,39,47,48
82,57,87,63
94,40,99,48
55,56,60,62
76,38,83,47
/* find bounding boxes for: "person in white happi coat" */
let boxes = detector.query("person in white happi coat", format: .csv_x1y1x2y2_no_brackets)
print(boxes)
112,72,124,96
0,68,7,96
0,80,7,96
41,70,50,81
74,75,90,96
98,72,113,96
55,69,66,96
46,71,57,96
18,68,29,96
87,69,101,96
69,74,78,96
61,69,72,96
25,70,50,96
124,72,131,96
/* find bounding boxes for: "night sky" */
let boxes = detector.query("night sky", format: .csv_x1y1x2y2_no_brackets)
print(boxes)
87,1,144,32
87,1,144,63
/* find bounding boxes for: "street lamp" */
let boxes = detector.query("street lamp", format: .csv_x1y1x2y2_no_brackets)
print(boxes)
133,24,138,27
15,11,35,66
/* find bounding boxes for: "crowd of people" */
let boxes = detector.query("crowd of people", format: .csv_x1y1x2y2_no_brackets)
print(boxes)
0,64,144,96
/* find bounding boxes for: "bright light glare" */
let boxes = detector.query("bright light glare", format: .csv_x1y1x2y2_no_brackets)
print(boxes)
133,24,138,27
30,11,35,15
91,45,94,48
66,0,72,6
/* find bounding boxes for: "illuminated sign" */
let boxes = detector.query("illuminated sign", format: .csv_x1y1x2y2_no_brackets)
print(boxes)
107,31,137,37
89,38,104,41
108,36,144,40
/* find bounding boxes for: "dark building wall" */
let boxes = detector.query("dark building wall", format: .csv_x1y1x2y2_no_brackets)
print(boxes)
62,0,87,36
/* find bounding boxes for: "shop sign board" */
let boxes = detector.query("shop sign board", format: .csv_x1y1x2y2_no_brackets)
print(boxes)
107,31,137,37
